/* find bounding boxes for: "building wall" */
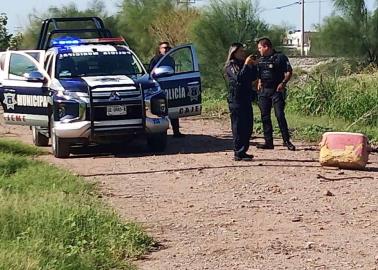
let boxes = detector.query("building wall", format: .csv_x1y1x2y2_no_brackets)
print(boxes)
283,30,313,55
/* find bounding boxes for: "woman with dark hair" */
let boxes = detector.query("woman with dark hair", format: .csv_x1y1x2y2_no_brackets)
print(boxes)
224,42,257,161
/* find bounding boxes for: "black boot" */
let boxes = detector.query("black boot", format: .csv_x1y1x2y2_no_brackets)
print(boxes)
256,141,274,150
173,132,186,138
283,140,296,151
234,153,254,161
171,118,185,138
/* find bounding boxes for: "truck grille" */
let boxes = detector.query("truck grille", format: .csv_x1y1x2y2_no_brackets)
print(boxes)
86,105,143,121
88,84,144,134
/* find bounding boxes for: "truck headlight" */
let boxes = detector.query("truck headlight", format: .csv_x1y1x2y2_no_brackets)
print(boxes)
150,97,167,116
57,104,66,118
57,90,89,100
54,101,80,121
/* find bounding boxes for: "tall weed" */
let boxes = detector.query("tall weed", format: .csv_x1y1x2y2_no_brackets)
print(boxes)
288,72,378,126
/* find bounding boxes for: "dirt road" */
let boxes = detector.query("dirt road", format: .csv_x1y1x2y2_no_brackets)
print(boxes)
1,116,377,270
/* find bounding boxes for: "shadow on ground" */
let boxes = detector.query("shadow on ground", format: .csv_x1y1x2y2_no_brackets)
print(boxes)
67,134,234,158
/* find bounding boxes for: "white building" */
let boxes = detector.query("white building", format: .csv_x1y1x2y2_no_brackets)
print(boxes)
282,30,314,56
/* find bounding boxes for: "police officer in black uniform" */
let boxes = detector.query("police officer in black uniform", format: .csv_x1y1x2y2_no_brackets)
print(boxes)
149,41,184,138
225,43,257,161
256,37,295,151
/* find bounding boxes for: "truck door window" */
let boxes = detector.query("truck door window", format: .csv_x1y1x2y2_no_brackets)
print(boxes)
25,52,41,62
165,47,194,74
9,54,39,78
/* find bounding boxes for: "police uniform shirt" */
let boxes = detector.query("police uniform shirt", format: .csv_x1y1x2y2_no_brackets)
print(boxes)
148,54,175,72
257,52,292,96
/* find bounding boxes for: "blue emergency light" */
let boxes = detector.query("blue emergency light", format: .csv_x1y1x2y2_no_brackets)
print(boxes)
50,36,127,48
51,37,81,46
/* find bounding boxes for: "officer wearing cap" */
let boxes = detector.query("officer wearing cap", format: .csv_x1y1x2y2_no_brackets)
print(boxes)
256,37,295,151
224,42,257,161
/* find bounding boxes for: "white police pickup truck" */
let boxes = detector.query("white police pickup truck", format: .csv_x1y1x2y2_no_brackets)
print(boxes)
0,17,201,158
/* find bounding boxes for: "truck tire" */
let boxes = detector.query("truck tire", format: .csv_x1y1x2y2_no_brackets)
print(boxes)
50,119,70,158
32,126,49,146
147,131,167,153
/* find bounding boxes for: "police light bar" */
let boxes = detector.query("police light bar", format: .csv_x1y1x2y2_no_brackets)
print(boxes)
51,36,81,46
50,37,127,47
52,40,80,46
81,37,126,44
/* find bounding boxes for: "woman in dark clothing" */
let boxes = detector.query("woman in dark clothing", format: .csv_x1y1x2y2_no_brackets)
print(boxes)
224,43,257,161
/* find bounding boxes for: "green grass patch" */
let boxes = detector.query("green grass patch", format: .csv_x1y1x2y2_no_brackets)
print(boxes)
202,90,228,117
0,139,43,156
285,113,378,144
288,72,378,126
202,97,378,144
202,64,378,143
0,140,152,270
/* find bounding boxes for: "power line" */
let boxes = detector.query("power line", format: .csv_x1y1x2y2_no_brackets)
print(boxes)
177,0,197,11
301,0,305,56
263,0,328,12
262,1,299,11
177,0,197,4
277,1,301,10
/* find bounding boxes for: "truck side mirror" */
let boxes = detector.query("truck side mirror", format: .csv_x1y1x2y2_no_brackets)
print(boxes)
151,66,174,79
24,71,46,82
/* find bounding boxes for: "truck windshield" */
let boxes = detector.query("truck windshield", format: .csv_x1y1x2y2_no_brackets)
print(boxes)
56,51,145,78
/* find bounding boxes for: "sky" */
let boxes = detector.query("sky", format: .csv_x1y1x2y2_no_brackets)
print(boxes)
2,0,377,33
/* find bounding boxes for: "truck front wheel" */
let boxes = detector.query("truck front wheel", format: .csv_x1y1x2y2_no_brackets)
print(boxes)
147,131,167,153
50,120,70,158
32,126,49,146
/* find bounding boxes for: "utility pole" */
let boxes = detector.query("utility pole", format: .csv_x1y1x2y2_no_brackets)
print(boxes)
177,0,196,11
318,0,321,26
318,0,322,51
301,0,305,56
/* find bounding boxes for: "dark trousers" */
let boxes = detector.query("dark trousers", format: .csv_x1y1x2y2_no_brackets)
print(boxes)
229,103,253,156
258,92,290,143
171,118,180,134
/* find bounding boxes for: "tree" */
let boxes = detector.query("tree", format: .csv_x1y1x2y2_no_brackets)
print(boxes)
8,32,23,50
20,1,117,49
191,0,280,91
116,0,177,61
149,8,200,47
0,13,12,50
312,0,378,64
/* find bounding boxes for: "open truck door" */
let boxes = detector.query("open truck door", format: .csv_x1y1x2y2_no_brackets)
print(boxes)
0,50,50,127
151,44,201,119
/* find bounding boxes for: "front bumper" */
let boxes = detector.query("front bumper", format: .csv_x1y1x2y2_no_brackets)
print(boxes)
145,116,169,134
54,116,169,139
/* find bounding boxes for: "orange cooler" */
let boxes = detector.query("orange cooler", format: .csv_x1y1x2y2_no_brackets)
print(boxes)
319,132,370,169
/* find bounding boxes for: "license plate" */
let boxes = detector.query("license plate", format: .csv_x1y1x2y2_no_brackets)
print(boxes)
106,105,127,116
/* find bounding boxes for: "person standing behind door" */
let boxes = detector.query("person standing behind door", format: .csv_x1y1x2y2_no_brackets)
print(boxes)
224,42,257,161
255,37,295,151
149,41,185,138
